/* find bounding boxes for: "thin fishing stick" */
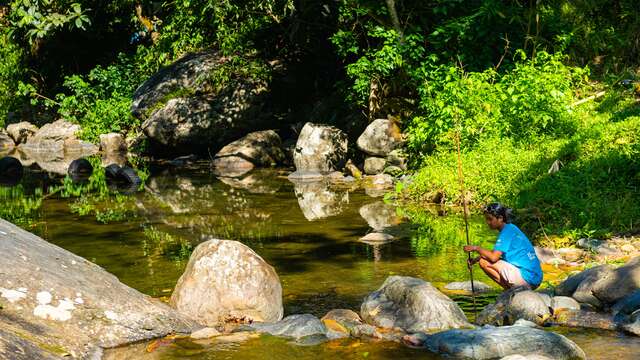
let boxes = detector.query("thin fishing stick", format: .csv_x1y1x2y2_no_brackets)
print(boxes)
455,128,477,317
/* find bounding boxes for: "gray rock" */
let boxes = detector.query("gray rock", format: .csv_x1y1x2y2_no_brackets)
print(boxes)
611,289,640,317
248,314,327,339
356,119,403,156
290,180,348,221
132,50,224,116
0,328,62,360
359,201,400,231
420,324,586,359
141,87,269,153
501,355,554,360
591,256,640,305
383,165,403,176
321,309,364,336
170,239,283,327
212,130,285,174
99,133,127,154
537,292,552,308
24,119,80,150
444,281,493,293
555,264,613,297
477,288,551,326
622,313,640,336
0,219,197,359
576,238,604,251
292,123,347,175
363,174,394,197
363,156,386,175
360,276,471,333
551,296,581,313
385,149,408,170
359,232,395,244
550,309,618,331
6,121,38,145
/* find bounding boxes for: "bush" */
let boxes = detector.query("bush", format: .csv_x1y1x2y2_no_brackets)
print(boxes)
406,51,588,160
0,28,24,125
404,91,640,242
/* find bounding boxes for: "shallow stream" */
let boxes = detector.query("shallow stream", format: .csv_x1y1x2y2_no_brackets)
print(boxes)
3,163,639,359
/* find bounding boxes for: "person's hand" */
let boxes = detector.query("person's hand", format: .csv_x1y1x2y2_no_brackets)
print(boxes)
467,256,480,267
463,245,478,253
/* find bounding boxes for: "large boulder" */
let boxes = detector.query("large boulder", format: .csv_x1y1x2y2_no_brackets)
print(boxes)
591,256,640,305
170,239,283,327
356,119,403,156
212,130,285,176
360,276,471,333
290,123,347,177
417,322,586,359
6,122,38,145
444,280,493,294
291,180,348,221
555,265,613,296
0,219,197,359
132,51,270,153
477,288,551,326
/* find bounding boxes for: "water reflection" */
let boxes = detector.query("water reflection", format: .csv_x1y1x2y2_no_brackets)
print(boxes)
291,179,349,221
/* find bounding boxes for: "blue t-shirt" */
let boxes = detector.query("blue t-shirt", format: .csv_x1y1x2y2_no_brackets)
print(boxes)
493,223,543,287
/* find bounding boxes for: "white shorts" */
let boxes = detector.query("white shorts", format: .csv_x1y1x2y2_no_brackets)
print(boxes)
494,260,530,288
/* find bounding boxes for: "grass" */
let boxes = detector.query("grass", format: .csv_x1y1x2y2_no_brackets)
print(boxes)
402,89,640,245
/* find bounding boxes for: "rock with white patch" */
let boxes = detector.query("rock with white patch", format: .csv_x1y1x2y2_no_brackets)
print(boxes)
0,218,197,359
290,123,348,177
170,239,283,327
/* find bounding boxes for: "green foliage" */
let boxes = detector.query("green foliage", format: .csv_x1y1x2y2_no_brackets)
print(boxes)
142,226,193,264
0,185,43,229
407,51,588,158
8,0,90,42
404,90,640,242
0,28,24,125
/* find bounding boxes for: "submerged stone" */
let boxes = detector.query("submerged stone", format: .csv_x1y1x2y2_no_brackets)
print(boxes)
247,314,327,340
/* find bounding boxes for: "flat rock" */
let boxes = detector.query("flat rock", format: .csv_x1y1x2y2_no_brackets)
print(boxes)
321,309,364,336
0,219,197,359
170,239,283,327
361,276,471,333
444,281,493,293
246,314,327,339
419,323,586,359
190,327,221,339
359,232,395,244
554,264,613,297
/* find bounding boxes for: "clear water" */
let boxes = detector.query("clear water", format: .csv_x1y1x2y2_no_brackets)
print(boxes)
3,163,639,359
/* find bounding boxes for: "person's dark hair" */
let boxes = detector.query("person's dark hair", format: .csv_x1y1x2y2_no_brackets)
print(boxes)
483,203,513,223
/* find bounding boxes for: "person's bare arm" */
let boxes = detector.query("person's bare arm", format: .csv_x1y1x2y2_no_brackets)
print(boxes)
463,245,502,263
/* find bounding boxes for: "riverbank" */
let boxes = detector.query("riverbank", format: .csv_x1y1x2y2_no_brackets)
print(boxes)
399,89,640,248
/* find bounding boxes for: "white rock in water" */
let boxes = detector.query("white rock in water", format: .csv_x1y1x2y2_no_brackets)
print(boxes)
359,232,395,243
190,327,221,339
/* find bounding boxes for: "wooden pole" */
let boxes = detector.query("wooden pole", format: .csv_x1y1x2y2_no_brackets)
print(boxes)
455,129,477,317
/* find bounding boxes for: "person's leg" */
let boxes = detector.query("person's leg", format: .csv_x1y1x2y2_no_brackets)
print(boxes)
478,258,510,290
494,260,531,290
